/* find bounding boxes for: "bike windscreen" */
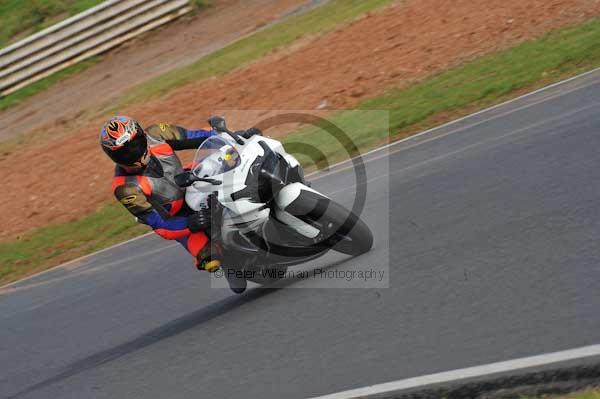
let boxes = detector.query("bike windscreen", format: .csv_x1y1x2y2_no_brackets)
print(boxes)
192,136,241,178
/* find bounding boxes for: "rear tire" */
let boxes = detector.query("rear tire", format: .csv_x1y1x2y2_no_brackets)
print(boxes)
224,268,247,294
246,266,288,286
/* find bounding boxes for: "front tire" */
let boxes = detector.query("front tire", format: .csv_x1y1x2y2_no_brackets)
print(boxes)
319,200,373,256
283,188,373,256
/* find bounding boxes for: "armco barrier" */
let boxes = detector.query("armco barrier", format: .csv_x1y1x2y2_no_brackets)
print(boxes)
0,0,192,97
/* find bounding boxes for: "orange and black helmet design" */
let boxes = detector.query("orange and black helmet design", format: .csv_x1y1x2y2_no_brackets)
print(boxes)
100,116,148,166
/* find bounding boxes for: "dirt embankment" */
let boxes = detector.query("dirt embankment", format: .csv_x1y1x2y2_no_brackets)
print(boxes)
3,0,600,241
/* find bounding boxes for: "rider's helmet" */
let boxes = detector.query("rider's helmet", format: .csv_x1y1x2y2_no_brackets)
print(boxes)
100,116,149,168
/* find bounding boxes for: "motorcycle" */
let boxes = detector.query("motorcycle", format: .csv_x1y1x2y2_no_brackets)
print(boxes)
175,116,373,293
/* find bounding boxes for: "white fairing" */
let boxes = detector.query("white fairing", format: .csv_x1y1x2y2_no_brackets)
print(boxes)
185,134,329,246
274,182,326,209
274,209,320,238
273,182,326,239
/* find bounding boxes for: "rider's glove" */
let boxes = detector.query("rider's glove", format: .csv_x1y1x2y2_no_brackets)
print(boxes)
187,209,212,233
238,127,262,139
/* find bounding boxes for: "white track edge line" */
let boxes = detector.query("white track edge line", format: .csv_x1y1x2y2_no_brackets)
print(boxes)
5,66,600,290
310,344,600,399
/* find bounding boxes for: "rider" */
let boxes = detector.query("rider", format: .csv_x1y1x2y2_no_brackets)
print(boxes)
100,116,259,273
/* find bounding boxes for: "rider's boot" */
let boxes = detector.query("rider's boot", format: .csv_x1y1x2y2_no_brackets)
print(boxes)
196,244,246,294
196,244,222,272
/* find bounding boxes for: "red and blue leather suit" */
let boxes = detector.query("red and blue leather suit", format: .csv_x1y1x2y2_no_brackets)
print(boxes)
111,123,216,268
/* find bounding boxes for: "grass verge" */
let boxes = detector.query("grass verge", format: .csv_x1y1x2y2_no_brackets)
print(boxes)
4,15,600,285
525,388,600,399
0,203,146,285
0,0,105,48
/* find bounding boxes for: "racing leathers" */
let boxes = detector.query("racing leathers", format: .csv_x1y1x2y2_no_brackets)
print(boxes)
112,123,220,271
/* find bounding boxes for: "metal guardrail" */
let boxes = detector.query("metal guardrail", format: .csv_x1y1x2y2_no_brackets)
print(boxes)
0,0,193,97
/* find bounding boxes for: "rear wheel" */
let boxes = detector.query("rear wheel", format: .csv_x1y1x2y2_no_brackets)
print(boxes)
223,267,247,294
246,266,288,286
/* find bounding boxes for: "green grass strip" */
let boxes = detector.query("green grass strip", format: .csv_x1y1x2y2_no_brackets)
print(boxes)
523,388,600,399
0,203,146,285
4,15,600,285
0,0,105,48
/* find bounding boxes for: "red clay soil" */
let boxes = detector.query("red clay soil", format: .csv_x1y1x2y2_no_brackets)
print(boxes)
0,0,316,142
3,0,600,241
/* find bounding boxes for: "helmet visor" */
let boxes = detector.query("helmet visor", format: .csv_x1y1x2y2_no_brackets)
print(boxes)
110,132,148,166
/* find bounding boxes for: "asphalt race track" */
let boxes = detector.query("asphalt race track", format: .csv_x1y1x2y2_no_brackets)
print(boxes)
2,70,600,399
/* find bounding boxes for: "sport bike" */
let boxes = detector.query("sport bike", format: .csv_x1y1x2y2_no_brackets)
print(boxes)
175,116,373,293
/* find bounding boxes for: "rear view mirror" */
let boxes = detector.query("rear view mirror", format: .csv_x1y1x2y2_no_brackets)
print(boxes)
175,171,198,187
208,116,228,132
208,115,245,145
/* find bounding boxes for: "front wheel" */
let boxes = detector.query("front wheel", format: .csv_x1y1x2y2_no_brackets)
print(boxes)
319,201,373,256
281,186,373,256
